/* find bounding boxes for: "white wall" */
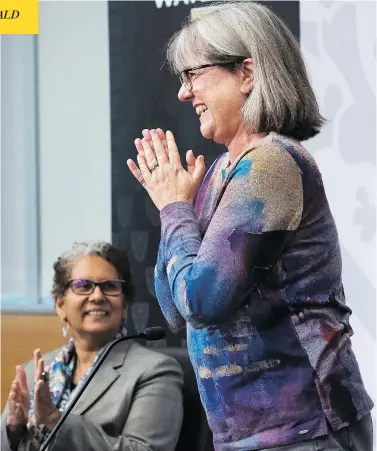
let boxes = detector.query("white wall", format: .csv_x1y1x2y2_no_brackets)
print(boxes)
300,0,376,427
1,34,41,308
38,1,112,299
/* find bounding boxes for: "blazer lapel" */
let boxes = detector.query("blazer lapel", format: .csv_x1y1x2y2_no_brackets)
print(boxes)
72,340,133,415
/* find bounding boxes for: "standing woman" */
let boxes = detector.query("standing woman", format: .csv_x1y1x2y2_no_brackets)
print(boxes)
127,2,374,451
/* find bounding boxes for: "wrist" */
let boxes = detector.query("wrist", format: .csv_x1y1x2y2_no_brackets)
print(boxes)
44,410,61,430
159,199,193,211
6,423,27,436
6,424,27,450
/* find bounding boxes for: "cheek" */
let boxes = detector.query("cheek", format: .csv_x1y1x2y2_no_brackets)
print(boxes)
112,298,126,315
64,297,85,315
64,303,85,326
212,101,236,128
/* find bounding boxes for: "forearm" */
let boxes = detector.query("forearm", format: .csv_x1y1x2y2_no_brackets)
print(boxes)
1,420,29,451
160,202,237,327
155,239,186,331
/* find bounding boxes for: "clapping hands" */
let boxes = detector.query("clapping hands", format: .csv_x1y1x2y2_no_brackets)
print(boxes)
127,128,206,211
6,349,61,432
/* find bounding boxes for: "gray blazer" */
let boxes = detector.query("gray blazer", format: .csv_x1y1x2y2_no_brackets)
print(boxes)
1,340,184,451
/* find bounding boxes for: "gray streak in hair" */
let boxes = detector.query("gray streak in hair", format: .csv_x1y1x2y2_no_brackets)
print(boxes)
51,241,135,301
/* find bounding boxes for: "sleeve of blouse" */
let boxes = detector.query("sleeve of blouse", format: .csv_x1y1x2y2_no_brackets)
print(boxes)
154,239,186,332
157,144,303,328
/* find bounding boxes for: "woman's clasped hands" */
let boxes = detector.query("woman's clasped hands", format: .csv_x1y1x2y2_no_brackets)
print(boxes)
6,349,61,432
127,129,206,211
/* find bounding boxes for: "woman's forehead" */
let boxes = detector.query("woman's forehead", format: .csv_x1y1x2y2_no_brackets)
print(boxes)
70,255,117,277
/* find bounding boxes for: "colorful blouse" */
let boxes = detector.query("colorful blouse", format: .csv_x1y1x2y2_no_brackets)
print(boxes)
155,132,373,451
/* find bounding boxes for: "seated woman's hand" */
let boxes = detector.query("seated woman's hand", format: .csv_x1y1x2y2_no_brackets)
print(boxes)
6,366,29,429
33,349,61,430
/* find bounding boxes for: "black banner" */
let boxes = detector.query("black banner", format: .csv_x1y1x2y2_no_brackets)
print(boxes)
109,1,300,347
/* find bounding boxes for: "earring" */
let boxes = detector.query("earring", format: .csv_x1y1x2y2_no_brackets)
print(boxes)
114,315,128,339
61,317,69,338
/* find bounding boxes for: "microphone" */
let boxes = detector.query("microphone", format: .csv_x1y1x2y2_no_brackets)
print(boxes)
40,326,165,451
142,326,165,341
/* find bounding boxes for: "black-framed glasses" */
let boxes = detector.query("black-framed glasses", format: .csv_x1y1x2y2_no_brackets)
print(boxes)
179,58,246,91
68,279,125,296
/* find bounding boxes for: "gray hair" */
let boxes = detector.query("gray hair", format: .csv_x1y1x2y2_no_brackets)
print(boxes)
51,241,135,301
166,1,325,141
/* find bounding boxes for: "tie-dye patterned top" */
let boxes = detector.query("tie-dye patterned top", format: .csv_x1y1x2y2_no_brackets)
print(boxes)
154,132,373,451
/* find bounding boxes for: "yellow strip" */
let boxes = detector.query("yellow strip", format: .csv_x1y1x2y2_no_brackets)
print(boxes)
0,0,38,35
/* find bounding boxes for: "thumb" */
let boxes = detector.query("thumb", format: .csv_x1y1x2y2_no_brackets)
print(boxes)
192,155,206,183
186,150,196,174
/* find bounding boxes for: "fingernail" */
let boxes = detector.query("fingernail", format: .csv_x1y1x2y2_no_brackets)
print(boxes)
151,129,156,134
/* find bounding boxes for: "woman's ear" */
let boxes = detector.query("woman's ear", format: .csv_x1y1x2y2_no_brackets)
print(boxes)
54,296,65,319
239,58,254,95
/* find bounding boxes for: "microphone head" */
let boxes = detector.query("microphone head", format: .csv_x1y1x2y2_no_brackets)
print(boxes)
143,326,165,341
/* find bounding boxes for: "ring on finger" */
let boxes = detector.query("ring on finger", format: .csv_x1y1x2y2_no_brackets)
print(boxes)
148,161,159,172
40,371,49,383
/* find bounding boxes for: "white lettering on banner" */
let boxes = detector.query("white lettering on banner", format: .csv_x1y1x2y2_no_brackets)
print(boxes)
155,0,211,9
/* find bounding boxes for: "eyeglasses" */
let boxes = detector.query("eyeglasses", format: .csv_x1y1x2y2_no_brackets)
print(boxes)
68,279,125,296
179,58,246,92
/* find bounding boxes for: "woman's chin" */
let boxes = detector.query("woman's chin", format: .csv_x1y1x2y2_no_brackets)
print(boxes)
200,123,214,140
82,321,114,335
200,125,225,145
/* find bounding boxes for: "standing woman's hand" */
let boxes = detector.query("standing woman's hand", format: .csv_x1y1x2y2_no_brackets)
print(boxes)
139,128,201,177
127,129,206,211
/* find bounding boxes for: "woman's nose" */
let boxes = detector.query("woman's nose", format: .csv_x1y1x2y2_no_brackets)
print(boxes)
90,285,104,300
178,84,193,102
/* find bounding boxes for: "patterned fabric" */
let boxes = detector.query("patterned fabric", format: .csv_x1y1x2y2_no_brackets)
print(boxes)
27,318,128,448
155,132,373,451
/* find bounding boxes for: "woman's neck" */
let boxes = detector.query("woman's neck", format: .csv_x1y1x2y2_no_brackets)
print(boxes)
73,336,107,367
227,125,267,163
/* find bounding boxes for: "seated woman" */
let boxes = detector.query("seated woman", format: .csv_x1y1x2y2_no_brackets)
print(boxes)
1,242,184,451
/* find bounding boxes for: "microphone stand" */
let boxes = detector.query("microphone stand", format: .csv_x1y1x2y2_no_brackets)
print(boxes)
40,330,157,451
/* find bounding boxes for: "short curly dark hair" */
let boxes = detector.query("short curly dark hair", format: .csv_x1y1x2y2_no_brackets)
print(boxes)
51,242,135,302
